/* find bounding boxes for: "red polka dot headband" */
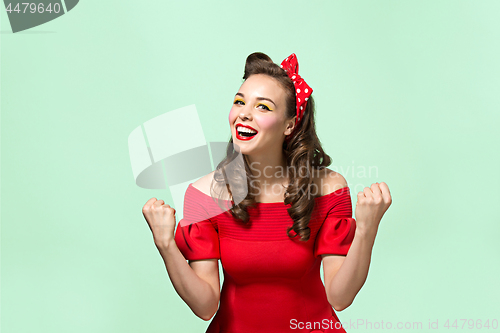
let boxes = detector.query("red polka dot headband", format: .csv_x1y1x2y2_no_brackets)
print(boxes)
280,53,313,140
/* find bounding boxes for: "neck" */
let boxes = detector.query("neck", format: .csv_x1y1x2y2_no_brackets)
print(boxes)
244,151,289,187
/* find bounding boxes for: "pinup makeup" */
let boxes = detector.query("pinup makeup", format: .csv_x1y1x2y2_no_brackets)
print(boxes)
235,123,258,141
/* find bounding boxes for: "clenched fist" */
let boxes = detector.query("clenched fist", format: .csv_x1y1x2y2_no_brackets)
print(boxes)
142,198,177,249
355,182,392,235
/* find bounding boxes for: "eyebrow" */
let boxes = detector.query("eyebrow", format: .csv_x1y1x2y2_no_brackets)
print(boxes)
235,93,276,107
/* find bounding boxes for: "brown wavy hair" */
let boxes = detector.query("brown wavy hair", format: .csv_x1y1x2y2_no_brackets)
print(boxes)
211,52,332,242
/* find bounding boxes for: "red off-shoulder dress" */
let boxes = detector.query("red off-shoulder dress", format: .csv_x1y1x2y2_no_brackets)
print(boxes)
174,183,357,333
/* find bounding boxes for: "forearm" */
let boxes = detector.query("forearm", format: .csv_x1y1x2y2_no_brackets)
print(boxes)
326,225,377,311
157,240,219,320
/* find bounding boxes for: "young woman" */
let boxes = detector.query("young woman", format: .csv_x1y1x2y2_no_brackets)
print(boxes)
142,52,392,333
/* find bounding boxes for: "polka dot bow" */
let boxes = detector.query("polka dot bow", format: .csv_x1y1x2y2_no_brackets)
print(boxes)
280,53,313,139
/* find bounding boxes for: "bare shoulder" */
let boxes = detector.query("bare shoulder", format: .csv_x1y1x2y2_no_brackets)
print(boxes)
313,167,348,196
191,171,231,200
191,171,216,196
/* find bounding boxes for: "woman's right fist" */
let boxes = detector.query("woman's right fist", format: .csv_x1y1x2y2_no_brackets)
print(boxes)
142,198,177,248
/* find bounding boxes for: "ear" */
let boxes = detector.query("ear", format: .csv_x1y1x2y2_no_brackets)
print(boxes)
284,116,296,136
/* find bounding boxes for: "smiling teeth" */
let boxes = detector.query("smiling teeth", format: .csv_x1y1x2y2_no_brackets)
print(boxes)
237,127,257,133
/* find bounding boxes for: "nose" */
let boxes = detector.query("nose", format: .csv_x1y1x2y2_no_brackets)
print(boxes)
239,107,252,121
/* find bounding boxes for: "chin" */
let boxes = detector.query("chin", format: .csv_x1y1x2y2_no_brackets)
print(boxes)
232,140,253,156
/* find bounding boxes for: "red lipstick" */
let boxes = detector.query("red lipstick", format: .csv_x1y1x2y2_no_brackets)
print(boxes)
235,123,258,141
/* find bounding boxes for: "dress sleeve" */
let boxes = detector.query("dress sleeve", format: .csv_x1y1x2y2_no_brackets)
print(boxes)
313,187,357,258
174,185,220,261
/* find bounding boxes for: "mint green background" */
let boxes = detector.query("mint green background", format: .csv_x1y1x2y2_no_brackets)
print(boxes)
2,1,499,332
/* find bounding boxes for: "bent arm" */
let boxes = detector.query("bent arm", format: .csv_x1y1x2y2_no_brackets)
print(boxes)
157,240,220,321
324,226,377,311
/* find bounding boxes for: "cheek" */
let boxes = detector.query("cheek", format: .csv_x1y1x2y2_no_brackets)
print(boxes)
228,107,239,124
255,115,282,131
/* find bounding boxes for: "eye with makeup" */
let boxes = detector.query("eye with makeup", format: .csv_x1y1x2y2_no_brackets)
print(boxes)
257,103,272,111
233,99,272,111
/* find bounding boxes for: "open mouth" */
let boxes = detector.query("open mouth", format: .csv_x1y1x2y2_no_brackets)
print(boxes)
236,124,258,140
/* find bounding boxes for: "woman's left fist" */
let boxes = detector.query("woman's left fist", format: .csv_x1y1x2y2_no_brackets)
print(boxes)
354,182,392,234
